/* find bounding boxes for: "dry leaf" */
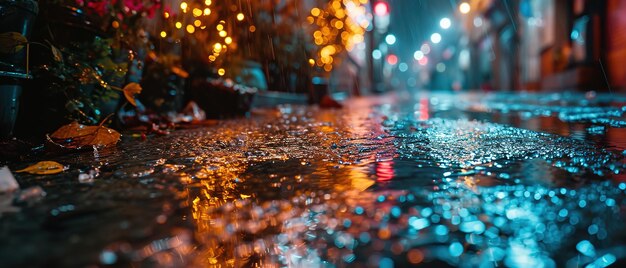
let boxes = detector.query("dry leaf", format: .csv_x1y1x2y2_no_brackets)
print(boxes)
15,161,66,175
123,82,142,107
48,121,121,149
0,32,27,54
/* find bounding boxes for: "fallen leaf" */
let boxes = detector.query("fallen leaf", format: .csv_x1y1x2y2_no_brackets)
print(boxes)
123,82,142,107
0,32,27,54
48,121,121,149
15,161,66,175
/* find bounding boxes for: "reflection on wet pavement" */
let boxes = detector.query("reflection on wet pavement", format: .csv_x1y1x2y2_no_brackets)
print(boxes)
2,91,626,267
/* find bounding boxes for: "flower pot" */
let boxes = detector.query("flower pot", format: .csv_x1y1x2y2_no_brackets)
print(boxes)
0,0,38,137
0,0,38,73
0,76,21,137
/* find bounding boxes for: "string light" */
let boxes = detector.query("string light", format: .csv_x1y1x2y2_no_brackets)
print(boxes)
236,13,245,21
310,0,369,71
186,25,195,34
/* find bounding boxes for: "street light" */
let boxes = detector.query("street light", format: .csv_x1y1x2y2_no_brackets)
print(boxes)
430,33,442,44
439,18,451,29
459,2,470,14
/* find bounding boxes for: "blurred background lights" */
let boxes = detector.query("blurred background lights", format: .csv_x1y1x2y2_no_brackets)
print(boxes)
385,34,397,45
459,2,471,14
473,16,483,27
421,44,431,54
414,50,424,60
387,54,398,65
418,57,428,66
436,63,446,72
399,62,408,72
430,33,442,44
440,18,451,29
374,1,389,16
372,49,382,60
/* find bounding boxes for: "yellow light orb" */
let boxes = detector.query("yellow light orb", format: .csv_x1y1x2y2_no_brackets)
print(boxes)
186,25,195,34
214,43,222,51
308,58,315,66
175,22,182,29
204,8,211,15
311,8,321,17
219,30,227,37
163,12,170,19
160,31,167,38
180,2,187,10
236,13,245,21
205,0,211,6
224,37,233,44
194,20,202,27
335,21,344,29
111,21,120,29
193,8,203,17
208,55,216,61
216,24,224,31
218,68,225,76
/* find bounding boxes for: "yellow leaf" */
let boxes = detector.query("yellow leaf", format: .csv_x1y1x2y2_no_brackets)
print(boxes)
123,82,142,107
0,32,28,54
16,161,66,175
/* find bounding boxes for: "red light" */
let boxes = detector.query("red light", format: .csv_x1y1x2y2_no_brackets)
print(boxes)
374,2,389,16
418,57,428,66
387,54,398,65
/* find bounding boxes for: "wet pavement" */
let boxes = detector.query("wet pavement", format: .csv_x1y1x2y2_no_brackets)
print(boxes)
2,90,626,267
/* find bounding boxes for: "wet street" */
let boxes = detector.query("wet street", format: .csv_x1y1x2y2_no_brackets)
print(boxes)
2,91,626,267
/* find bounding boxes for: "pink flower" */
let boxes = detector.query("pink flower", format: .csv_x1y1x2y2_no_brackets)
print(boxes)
86,1,108,16
123,0,144,12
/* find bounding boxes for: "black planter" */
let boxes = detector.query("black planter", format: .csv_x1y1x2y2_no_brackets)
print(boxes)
188,78,257,118
0,0,38,73
0,0,38,137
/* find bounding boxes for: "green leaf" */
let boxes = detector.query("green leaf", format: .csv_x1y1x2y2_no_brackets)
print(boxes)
0,32,28,54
